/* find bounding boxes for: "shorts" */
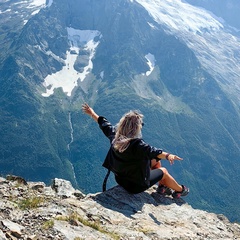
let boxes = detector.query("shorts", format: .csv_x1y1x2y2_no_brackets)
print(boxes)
115,168,164,194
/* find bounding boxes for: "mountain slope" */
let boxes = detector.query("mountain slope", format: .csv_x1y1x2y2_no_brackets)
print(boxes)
185,0,240,30
0,0,240,222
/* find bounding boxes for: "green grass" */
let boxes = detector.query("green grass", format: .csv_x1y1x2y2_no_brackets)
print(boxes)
18,196,45,210
42,219,54,230
56,212,120,240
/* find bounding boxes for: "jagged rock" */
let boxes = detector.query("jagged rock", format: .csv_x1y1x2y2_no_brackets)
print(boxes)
29,182,46,192
26,235,38,240
0,229,6,240
1,219,24,238
73,189,85,199
42,186,56,197
51,178,78,198
0,175,239,240
0,178,7,184
6,175,28,185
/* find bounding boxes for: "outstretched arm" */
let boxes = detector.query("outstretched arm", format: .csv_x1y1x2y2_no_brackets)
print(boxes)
82,103,99,122
82,103,115,141
157,152,183,165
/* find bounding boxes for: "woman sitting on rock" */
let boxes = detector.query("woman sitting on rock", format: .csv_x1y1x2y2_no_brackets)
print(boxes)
82,103,189,198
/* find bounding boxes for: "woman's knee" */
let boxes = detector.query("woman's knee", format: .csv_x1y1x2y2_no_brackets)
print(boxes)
160,167,169,177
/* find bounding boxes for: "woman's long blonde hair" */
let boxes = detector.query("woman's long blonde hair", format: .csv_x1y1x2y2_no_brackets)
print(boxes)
112,110,144,152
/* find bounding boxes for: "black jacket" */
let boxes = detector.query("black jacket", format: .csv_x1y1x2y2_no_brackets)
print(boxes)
98,116,163,187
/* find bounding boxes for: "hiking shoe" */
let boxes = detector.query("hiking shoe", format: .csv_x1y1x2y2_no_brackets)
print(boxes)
156,185,173,196
172,185,189,199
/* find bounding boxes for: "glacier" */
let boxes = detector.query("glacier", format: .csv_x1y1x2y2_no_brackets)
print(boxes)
42,28,102,97
136,0,240,102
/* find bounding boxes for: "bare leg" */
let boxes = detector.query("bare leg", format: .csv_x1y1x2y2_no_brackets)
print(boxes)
160,167,182,192
151,159,182,191
151,159,179,191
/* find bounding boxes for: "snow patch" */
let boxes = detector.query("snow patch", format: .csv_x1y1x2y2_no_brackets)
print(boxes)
145,53,155,76
46,0,53,7
42,28,102,97
100,71,104,79
136,0,223,34
28,0,46,8
24,0,46,11
31,9,40,15
148,22,157,29
27,0,45,15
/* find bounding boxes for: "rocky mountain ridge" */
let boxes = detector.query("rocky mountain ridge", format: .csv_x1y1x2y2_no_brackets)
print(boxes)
0,175,239,240
1,0,240,223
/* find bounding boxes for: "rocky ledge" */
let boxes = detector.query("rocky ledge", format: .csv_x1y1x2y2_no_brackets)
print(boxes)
0,175,239,240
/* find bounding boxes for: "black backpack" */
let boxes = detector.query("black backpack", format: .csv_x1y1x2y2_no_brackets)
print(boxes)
102,169,111,192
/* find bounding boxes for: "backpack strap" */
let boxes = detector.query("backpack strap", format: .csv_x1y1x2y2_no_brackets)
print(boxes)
102,169,111,192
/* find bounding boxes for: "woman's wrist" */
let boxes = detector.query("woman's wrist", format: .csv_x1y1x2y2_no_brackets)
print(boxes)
89,110,95,117
90,111,99,122
166,153,170,160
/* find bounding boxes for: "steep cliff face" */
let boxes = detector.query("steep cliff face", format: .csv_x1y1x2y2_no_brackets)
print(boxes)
0,176,239,240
